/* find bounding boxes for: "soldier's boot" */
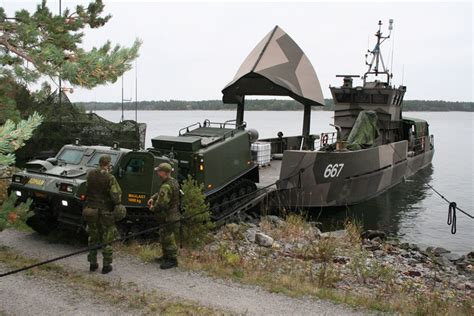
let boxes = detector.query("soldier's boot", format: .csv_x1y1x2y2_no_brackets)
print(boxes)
88,251,99,272
102,265,113,274
160,258,178,270
102,241,113,275
89,263,99,272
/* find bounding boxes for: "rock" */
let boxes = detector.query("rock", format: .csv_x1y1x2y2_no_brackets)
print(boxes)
405,270,422,277
409,243,420,251
372,236,383,244
385,239,399,247
435,256,453,267
466,251,474,259
245,228,257,243
364,243,381,251
321,229,347,239
263,215,284,227
333,256,350,264
399,242,411,250
360,230,387,241
373,250,385,257
313,227,322,239
433,247,450,255
456,283,466,290
226,223,240,234
443,252,462,262
255,232,274,247
308,221,323,229
272,242,281,250
400,250,411,258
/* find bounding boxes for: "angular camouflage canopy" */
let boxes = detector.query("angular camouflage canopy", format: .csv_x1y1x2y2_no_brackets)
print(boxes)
222,26,325,106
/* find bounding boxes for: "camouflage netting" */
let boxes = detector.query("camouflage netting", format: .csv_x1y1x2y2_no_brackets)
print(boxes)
346,111,380,151
14,90,146,165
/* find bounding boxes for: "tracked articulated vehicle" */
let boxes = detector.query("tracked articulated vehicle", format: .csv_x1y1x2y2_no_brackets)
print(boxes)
9,120,259,234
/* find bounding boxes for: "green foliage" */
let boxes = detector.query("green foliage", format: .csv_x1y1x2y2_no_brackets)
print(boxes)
0,1,140,166
0,112,43,166
77,99,474,112
180,175,214,249
217,243,241,266
0,192,32,232
0,0,141,96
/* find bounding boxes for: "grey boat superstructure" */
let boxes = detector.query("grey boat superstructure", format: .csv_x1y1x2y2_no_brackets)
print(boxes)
223,21,434,209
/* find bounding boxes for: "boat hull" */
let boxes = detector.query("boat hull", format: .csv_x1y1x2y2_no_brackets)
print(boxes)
276,140,434,207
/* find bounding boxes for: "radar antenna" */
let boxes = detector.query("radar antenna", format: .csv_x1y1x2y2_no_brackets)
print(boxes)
363,19,394,85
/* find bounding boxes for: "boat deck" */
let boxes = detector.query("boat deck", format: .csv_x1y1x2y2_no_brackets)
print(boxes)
257,160,282,188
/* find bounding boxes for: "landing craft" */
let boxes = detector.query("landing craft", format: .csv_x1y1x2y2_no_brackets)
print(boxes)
235,21,435,208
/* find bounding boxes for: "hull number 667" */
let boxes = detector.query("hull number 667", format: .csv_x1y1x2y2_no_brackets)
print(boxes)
323,163,344,178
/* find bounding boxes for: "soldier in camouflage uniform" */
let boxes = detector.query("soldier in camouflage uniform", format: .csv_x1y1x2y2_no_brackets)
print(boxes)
147,162,180,269
83,154,122,274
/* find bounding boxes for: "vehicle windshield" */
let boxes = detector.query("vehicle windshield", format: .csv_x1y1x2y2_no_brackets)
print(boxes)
87,152,119,167
57,148,85,164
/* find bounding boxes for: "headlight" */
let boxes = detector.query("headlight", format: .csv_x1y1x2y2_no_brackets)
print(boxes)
61,200,68,207
59,183,74,193
15,190,22,197
12,175,23,183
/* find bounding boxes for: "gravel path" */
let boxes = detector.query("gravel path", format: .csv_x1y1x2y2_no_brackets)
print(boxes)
0,230,365,315
0,262,133,316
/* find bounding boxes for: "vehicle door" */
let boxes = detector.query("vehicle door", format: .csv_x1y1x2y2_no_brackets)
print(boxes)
116,151,155,208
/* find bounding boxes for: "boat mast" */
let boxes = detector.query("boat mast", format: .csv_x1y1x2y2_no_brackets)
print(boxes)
363,19,393,85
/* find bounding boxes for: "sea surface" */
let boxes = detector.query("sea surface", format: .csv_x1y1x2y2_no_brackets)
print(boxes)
97,110,474,254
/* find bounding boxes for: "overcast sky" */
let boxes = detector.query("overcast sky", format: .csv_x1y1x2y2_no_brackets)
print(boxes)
3,1,473,102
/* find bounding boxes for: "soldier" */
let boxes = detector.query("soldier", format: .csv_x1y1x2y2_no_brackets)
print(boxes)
147,162,180,269
83,154,122,274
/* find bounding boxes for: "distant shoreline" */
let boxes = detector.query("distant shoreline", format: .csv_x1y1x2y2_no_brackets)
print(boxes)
86,108,473,112
76,99,474,112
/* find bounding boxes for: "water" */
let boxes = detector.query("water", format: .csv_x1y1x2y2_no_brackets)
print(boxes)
97,110,473,254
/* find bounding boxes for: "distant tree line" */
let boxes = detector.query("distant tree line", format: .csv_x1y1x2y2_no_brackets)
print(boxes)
77,99,473,112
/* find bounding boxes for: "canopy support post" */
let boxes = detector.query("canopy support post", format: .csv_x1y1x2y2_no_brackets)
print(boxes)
302,104,311,149
236,96,245,127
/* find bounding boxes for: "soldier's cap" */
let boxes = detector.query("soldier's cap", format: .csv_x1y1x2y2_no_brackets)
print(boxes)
99,154,112,165
155,162,173,173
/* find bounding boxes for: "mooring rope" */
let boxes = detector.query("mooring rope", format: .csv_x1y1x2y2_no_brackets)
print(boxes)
388,143,473,234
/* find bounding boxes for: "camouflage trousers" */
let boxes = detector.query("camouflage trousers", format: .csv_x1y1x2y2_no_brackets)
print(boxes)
85,210,117,266
159,221,179,260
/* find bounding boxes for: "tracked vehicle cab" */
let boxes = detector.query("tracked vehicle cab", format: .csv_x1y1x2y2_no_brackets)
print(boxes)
9,142,130,234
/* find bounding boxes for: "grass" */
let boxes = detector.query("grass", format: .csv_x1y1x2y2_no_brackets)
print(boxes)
0,246,222,315
174,217,473,315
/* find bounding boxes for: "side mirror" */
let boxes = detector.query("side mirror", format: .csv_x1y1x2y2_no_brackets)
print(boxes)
117,167,124,178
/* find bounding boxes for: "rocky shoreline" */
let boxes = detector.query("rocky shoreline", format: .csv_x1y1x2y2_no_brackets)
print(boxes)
187,215,473,314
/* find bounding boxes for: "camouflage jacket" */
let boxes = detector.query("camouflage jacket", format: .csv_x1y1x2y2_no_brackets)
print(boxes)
86,167,122,211
151,177,180,222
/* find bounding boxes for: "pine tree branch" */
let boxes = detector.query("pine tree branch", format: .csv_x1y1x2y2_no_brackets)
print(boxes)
0,36,35,64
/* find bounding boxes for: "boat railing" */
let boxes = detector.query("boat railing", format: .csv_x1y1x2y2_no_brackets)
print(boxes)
411,135,433,153
314,132,337,150
179,119,246,136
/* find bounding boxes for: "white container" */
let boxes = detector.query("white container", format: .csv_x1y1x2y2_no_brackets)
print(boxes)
251,142,271,166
